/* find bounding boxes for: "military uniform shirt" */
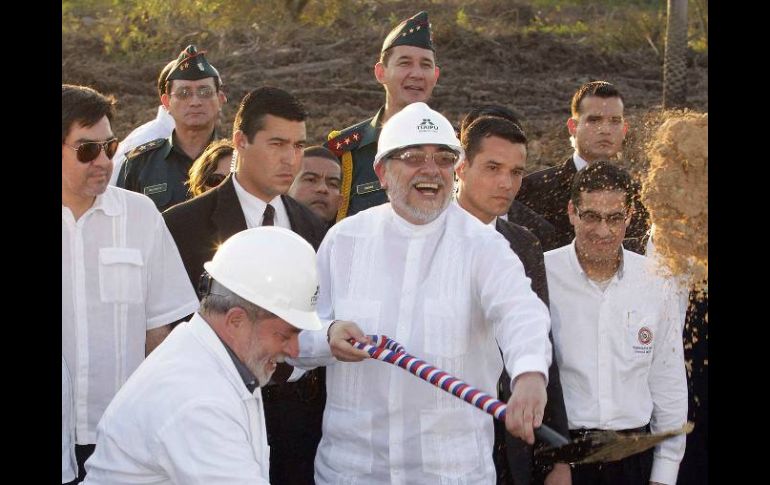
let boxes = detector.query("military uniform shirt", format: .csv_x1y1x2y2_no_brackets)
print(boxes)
117,130,216,212
325,107,388,218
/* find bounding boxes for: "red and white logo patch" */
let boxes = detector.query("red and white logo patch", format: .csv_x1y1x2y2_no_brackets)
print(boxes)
637,326,653,345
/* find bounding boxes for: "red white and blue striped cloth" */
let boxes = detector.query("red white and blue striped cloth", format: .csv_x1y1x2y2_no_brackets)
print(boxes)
350,334,508,420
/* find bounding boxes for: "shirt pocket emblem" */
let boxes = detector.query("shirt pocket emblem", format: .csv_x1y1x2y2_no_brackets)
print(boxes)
626,311,653,357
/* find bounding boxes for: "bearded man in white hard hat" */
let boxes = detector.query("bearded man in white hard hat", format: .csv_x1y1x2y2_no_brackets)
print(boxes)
83,227,322,485
290,102,553,484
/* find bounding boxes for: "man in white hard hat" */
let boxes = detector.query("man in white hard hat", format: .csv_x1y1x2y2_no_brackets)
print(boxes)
83,227,323,485
291,102,553,484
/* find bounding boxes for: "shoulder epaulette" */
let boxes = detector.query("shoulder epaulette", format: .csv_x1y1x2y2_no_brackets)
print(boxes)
324,120,368,158
126,138,167,160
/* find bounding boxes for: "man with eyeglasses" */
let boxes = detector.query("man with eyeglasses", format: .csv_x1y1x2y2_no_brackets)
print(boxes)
514,81,649,254
323,11,440,222
62,84,199,483
117,44,226,212
289,102,553,484
163,86,328,485
544,161,687,485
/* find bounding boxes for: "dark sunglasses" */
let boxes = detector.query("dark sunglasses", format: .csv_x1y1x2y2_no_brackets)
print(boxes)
64,138,119,163
204,172,227,188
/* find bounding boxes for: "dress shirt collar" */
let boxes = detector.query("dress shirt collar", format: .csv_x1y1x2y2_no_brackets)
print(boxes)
568,239,625,283
218,334,259,393
232,174,284,224
62,186,123,220
572,151,589,171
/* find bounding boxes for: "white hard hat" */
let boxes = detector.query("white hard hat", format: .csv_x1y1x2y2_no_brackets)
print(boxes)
373,102,463,168
203,227,322,331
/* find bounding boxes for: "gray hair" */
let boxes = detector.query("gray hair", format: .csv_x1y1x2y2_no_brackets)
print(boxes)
199,280,277,323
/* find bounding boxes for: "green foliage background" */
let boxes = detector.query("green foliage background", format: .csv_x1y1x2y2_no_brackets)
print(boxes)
63,0,707,60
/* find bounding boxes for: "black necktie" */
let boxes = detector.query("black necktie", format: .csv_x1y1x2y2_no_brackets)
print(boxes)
262,204,275,226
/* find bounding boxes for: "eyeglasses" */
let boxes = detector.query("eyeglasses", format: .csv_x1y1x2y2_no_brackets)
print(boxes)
169,86,216,100
575,208,629,227
63,138,119,163
388,150,459,169
204,172,227,188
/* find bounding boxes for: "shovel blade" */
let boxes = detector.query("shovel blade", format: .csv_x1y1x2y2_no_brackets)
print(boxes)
535,422,694,465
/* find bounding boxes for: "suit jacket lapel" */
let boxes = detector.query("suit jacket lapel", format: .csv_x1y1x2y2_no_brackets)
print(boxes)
282,194,299,232
559,157,577,189
211,175,248,242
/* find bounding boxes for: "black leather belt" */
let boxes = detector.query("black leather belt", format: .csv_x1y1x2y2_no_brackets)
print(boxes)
569,423,650,440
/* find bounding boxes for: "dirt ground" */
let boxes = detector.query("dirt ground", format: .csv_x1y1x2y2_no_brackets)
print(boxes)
62,7,708,174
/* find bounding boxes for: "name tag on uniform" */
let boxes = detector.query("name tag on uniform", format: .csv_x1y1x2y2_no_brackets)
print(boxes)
356,181,382,195
144,183,167,195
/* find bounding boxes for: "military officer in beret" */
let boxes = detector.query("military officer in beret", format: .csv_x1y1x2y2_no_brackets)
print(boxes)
117,45,226,211
324,11,440,220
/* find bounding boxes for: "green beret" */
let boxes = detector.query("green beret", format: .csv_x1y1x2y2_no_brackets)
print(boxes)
166,45,220,86
381,11,434,53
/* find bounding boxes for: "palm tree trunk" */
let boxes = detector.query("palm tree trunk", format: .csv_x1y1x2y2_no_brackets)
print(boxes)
663,0,688,108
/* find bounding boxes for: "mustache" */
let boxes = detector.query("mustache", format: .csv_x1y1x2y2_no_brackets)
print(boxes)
411,175,445,186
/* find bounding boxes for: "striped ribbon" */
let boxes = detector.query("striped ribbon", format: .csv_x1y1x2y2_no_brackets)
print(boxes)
350,334,508,421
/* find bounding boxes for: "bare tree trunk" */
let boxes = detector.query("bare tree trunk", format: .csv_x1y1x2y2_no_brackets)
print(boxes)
663,0,688,108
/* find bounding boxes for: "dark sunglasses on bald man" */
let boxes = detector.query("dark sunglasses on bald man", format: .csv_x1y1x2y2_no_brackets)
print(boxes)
64,138,119,163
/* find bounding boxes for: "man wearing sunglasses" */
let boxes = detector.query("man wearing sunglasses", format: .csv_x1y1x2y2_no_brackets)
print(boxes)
117,44,226,212
544,162,687,485
62,84,199,483
288,102,553,484
514,81,650,254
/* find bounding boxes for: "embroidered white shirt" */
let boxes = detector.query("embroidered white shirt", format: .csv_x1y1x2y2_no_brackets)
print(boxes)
62,186,199,444
294,203,552,485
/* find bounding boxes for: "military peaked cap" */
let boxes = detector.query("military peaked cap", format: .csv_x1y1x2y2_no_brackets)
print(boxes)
381,11,434,53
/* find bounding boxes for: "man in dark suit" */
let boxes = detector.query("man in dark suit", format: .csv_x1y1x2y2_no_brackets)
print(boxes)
514,81,649,254
460,105,559,251
456,116,570,485
163,86,326,485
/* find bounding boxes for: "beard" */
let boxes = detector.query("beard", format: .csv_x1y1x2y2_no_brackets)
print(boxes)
384,170,453,224
245,347,284,387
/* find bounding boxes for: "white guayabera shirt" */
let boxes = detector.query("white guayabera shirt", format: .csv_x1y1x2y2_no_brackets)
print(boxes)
62,186,199,444
294,202,552,485
545,242,687,484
